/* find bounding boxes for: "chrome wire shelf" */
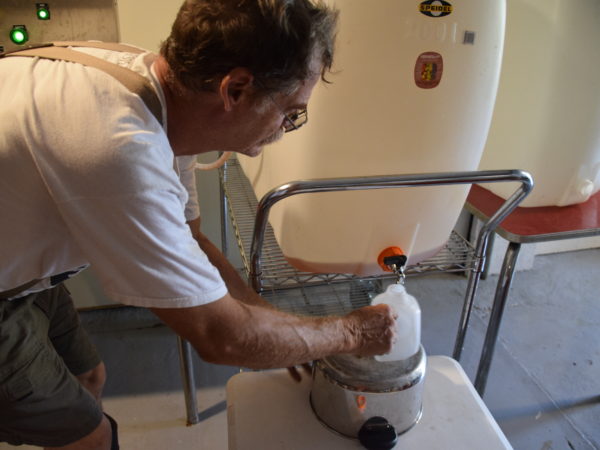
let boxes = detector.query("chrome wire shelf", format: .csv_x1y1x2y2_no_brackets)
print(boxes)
220,158,478,316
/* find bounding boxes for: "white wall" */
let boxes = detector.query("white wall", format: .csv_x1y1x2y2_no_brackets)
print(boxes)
115,0,181,52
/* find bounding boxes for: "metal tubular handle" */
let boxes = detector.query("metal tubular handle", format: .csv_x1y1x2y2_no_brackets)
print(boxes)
250,169,533,293
452,174,533,361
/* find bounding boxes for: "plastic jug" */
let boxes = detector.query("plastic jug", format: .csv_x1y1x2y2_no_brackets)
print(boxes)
239,0,506,275
371,284,421,362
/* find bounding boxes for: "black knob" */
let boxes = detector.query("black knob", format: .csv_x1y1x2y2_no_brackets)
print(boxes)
383,254,408,269
358,416,398,450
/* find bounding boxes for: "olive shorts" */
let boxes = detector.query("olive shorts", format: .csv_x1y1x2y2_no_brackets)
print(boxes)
0,284,103,446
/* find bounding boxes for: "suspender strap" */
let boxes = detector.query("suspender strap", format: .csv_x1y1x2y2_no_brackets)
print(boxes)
1,42,162,125
0,279,41,299
52,41,146,54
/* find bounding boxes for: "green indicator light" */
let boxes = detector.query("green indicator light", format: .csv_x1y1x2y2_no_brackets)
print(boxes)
10,26,29,45
36,3,51,20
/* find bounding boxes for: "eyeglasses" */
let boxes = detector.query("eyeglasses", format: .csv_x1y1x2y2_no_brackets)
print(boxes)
266,94,308,133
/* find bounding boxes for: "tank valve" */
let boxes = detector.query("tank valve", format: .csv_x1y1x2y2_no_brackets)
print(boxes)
377,247,407,284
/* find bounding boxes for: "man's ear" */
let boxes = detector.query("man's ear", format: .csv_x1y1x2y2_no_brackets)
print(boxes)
219,67,254,112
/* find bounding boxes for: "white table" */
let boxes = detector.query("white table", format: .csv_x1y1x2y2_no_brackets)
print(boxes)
226,356,512,449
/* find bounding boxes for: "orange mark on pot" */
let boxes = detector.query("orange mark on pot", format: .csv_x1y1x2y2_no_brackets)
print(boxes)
356,395,367,412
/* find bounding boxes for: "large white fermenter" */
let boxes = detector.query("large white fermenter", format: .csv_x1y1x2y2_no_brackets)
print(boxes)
479,0,600,207
239,0,506,276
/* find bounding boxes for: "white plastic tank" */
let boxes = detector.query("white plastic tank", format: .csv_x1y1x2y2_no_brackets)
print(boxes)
239,0,506,276
478,0,600,207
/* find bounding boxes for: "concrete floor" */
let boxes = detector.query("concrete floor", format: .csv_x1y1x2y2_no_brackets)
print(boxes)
415,248,600,450
1,248,598,450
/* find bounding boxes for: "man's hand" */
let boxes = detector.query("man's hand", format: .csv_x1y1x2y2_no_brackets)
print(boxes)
286,304,396,382
345,304,396,357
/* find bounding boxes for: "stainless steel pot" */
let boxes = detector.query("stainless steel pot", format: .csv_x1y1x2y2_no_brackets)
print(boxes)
310,346,426,448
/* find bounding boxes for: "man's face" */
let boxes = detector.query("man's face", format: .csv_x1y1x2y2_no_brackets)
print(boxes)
233,70,320,158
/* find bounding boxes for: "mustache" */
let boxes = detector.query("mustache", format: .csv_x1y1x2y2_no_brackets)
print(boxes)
259,127,285,146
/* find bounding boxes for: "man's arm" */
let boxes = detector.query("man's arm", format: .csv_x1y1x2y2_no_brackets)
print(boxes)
150,292,393,369
148,217,394,369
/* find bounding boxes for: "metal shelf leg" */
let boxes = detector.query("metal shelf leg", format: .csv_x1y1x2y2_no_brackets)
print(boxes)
177,337,200,425
474,241,522,396
453,267,484,361
219,164,229,258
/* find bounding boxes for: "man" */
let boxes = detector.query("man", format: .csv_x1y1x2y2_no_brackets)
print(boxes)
0,0,395,448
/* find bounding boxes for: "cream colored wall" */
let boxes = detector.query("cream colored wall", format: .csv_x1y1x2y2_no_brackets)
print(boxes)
116,0,181,52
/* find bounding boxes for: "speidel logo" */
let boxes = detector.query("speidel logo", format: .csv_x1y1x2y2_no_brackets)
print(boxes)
419,0,453,17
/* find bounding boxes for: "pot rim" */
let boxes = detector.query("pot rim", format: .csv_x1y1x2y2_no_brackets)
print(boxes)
315,345,427,393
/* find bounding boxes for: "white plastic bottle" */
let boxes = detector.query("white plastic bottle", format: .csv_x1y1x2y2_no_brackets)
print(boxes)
371,284,421,362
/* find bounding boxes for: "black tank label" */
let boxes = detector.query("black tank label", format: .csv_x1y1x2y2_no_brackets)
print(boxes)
419,0,453,18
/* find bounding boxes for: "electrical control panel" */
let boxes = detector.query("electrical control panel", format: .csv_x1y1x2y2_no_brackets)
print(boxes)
0,0,119,53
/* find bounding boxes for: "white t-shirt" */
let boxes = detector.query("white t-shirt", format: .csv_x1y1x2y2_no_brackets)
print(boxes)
0,46,228,307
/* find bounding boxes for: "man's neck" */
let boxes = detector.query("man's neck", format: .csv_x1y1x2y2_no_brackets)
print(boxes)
153,56,226,156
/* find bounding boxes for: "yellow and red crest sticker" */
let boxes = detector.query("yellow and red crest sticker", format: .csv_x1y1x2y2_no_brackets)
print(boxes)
414,52,444,89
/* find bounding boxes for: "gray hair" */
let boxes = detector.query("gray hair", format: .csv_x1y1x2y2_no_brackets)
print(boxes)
160,0,339,94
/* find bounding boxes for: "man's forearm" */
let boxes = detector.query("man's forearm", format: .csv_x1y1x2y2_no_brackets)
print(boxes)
151,293,393,370
213,299,354,368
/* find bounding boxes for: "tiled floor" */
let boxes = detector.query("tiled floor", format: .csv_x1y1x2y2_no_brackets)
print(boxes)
1,249,599,449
